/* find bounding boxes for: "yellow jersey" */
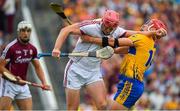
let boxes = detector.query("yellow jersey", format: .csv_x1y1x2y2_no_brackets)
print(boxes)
120,34,156,82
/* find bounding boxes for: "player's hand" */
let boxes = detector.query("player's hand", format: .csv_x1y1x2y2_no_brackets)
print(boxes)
41,84,51,90
155,28,167,37
15,76,26,85
52,48,61,59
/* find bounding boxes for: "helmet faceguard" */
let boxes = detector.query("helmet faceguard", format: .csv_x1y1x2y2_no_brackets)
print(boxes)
141,19,167,39
144,19,167,32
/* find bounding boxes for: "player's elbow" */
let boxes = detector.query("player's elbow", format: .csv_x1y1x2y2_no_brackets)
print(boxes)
126,39,134,46
60,26,71,34
61,23,80,35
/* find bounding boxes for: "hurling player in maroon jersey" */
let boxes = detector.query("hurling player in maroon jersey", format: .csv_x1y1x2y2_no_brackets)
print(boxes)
0,21,50,110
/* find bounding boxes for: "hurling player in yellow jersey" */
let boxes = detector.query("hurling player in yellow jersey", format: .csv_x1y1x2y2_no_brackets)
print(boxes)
81,19,167,110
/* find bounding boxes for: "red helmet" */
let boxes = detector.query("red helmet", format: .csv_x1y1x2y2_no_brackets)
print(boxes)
102,10,119,28
145,19,167,32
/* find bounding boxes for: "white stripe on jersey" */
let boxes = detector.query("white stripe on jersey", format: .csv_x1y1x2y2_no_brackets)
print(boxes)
79,19,101,27
0,39,17,59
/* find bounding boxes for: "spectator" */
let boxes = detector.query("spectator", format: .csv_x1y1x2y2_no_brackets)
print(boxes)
0,0,6,45
2,0,16,35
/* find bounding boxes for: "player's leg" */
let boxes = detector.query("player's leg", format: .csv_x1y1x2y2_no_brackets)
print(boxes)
112,75,144,110
86,80,107,110
64,74,81,110
108,98,127,110
0,96,13,110
65,88,80,110
63,60,82,110
0,79,15,110
15,98,32,110
15,84,32,110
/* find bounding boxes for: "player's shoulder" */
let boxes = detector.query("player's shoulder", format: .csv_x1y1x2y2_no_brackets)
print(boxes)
115,26,126,34
28,43,37,50
4,39,18,50
116,26,125,30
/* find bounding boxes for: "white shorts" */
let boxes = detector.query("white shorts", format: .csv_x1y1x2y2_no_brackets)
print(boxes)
64,60,103,90
0,78,32,100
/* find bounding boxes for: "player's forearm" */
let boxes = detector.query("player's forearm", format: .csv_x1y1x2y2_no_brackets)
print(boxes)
32,60,47,84
35,66,46,84
125,30,156,37
82,36,133,47
54,28,70,50
0,66,12,75
101,37,133,47
136,31,156,36
114,46,129,54
0,59,12,75
82,36,115,46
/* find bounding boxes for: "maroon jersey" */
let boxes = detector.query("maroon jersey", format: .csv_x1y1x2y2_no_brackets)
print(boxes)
0,39,38,80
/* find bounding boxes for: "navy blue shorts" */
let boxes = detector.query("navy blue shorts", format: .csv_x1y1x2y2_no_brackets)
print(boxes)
114,74,144,108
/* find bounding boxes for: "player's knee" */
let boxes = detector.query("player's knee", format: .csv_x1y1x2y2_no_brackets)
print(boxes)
0,97,12,110
96,101,107,110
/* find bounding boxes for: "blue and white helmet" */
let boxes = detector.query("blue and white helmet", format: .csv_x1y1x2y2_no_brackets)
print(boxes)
17,21,32,31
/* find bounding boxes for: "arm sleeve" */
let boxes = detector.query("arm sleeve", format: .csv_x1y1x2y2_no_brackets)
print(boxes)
116,27,127,38
79,20,92,35
0,46,12,61
32,47,38,60
78,20,100,36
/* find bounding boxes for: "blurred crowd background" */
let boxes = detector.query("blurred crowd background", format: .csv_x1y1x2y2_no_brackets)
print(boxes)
0,0,179,110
